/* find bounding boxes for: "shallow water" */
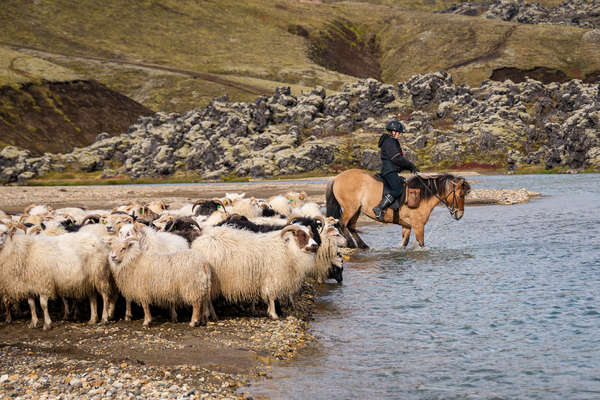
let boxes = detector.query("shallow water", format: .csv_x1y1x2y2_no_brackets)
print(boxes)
249,174,600,400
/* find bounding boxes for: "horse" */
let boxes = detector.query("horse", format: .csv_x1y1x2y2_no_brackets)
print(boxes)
325,169,471,249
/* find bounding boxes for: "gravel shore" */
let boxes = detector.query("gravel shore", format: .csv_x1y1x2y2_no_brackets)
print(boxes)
0,284,317,399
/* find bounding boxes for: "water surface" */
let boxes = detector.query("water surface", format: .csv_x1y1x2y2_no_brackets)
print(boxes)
250,174,600,399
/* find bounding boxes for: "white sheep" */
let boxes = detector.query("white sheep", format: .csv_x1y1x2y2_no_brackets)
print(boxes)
285,191,308,209
229,197,261,219
268,194,293,217
116,222,189,321
312,217,347,283
164,202,195,217
54,207,89,223
0,224,115,330
191,224,318,319
108,237,213,327
293,201,324,219
24,204,54,216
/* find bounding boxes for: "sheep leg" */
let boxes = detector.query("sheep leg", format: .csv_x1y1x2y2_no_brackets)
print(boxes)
62,297,71,320
169,305,178,323
88,294,98,325
4,298,12,323
142,303,152,327
267,297,279,320
27,298,39,329
39,295,52,331
107,293,118,320
190,300,201,327
72,301,81,321
100,291,111,323
206,299,217,321
125,300,132,321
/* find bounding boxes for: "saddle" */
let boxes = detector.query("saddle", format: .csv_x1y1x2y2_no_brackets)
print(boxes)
374,172,421,209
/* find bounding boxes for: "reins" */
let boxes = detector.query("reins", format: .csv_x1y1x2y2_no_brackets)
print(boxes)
413,174,461,219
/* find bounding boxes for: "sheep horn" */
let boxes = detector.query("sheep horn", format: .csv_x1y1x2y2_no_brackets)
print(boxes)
14,222,28,232
314,216,326,233
81,214,102,225
286,214,305,225
187,218,202,231
27,225,43,235
192,200,205,214
280,224,301,237
24,204,36,215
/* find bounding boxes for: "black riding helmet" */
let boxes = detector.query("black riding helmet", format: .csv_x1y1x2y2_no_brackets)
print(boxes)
386,120,404,132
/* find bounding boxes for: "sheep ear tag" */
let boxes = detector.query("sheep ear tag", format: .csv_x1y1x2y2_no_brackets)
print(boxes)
299,195,305,200
289,199,293,203
139,208,144,214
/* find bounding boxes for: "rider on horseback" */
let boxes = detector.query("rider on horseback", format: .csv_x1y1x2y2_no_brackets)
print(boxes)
372,120,419,222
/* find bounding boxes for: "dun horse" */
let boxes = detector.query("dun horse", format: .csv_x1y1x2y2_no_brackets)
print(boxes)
326,169,471,249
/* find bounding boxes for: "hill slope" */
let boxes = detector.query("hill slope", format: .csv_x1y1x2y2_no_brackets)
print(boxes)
1,0,599,114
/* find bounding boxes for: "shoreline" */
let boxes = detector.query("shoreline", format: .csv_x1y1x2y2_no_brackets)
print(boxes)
0,170,547,214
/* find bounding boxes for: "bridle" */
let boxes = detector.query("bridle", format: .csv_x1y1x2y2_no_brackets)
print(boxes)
414,174,464,220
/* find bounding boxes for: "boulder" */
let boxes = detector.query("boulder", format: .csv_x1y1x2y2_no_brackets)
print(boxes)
360,149,381,170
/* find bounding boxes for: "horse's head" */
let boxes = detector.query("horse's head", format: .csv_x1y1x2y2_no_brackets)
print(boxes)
445,177,471,220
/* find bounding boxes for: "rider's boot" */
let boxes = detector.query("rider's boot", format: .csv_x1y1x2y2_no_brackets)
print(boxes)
373,194,395,222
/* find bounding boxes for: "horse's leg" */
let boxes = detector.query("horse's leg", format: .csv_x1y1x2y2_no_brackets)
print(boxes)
348,208,369,250
414,224,425,247
339,223,357,248
339,207,360,248
401,227,411,247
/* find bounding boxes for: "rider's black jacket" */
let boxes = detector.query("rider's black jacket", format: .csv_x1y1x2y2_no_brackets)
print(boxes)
378,134,416,176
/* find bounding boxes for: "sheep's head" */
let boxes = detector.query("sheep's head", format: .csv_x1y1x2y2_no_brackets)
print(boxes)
116,222,143,241
280,225,319,253
285,191,308,208
20,214,45,226
103,213,134,233
287,215,323,246
224,192,245,204
108,238,138,265
152,214,175,231
24,204,53,216
193,199,224,216
146,200,168,215
0,223,25,247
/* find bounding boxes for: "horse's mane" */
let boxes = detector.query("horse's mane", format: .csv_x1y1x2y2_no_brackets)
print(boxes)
406,173,470,200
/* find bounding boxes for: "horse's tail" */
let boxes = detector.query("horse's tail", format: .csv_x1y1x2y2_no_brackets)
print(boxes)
326,179,342,219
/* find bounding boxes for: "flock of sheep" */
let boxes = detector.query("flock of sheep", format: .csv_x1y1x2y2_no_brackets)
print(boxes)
0,191,347,330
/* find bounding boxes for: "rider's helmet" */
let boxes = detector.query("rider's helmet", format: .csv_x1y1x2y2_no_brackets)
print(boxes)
385,120,404,133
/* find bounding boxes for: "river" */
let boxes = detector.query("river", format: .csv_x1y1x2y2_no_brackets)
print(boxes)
249,173,600,400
